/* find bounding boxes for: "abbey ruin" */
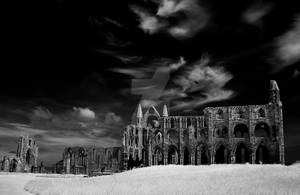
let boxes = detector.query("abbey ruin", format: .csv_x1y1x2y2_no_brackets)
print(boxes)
122,80,285,169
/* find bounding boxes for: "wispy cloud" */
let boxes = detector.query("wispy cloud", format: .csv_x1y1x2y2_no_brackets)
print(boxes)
130,0,210,39
242,3,273,25
113,55,234,111
95,49,143,64
112,57,186,108
161,55,234,110
272,14,300,72
30,107,123,138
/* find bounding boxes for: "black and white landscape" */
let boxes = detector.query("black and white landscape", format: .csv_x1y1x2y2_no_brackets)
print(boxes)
0,0,300,194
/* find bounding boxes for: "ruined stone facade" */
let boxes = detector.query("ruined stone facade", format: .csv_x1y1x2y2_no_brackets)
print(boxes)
0,135,39,172
62,146,122,174
122,80,285,169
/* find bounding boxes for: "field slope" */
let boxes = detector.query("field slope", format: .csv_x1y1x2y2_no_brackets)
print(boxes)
25,164,300,195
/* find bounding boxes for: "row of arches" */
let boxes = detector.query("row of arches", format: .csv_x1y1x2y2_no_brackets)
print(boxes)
167,117,201,129
152,143,271,165
215,143,270,164
215,107,267,119
164,122,272,140
214,122,271,138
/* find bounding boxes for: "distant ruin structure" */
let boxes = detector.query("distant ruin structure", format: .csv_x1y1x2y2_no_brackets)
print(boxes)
0,135,39,172
62,146,122,175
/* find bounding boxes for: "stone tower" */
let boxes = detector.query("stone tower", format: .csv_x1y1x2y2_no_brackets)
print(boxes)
269,80,285,164
16,135,39,172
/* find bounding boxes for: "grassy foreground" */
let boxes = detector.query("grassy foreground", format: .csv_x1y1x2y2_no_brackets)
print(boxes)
25,164,300,195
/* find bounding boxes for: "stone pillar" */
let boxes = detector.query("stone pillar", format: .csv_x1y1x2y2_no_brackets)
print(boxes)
138,128,143,160
230,150,235,164
197,147,201,165
191,149,195,165
210,146,215,164
122,152,128,171
179,129,184,165
148,145,152,166
164,150,168,165
251,150,256,164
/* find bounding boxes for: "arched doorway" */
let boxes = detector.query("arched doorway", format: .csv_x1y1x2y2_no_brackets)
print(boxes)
256,145,269,164
215,145,227,164
201,150,208,165
128,149,134,169
183,147,190,165
195,145,209,165
168,146,178,164
10,159,18,172
154,147,163,165
234,124,249,138
235,144,250,163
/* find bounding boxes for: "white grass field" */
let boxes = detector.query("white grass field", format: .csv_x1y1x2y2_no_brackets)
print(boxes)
1,164,300,195
24,164,300,195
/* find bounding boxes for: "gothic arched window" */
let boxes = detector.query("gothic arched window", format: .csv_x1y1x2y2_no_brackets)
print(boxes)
258,108,265,118
237,109,245,119
171,118,175,128
216,109,224,119
156,132,162,143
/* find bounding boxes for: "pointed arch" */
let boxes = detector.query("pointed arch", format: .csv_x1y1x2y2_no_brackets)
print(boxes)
167,145,179,164
170,118,175,128
216,109,224,119
215,124,228,138
234,124,249,138
183,147,190,165
258,108,265,118
235,143,251,163
196,143,210,165
255,144,270,164
255,122,270,137
215,143,229,164
26,149,32,164
153,146,163,165
167,129,179,143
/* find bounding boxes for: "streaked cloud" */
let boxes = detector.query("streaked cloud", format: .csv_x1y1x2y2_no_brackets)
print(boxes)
30,107,123,138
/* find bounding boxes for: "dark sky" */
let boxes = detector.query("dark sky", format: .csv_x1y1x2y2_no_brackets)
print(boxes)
1,0,299,166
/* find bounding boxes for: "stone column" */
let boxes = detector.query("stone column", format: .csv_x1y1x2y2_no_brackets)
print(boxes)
148,145,152,166
179,129,184,165
191,148,195,165
210,146,215,164
164,150,168,165
230,150,235,164
251,149,256,164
